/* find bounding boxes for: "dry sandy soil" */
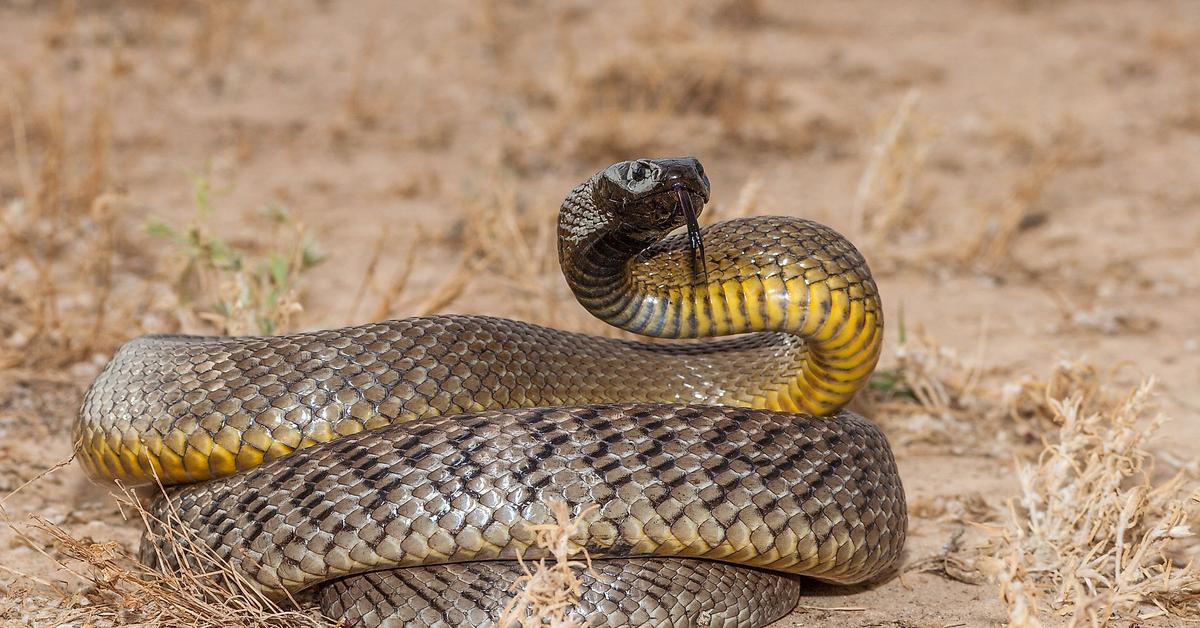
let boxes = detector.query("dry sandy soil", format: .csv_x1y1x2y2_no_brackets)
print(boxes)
1,1,1198,627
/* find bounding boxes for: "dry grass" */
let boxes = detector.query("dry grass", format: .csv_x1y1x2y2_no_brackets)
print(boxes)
0,192,128,371
955,118,1105,280
4,466,598,627
858,326,1001,453
343,226,418,324
340,173,579,327
1,4,1197,626
879,337,1200,624
0,69,138,371
430,174,621,337
993,381,1200,625
844,98,1111,284
711,0,768,29
850,89,938,260
455,175,560,321
1,477,325,627
3,483,599,627
497,501,595,628
999,556,1046,628
875,340,1200,624
0,69,335,625
543,42,762,164
1046,299,1160,336
960,150,1061,277
860,326,1142,460
1001,358,1121,441
0,151,596,625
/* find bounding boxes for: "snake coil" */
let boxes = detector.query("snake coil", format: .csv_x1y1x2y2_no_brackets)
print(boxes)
76,157,905,627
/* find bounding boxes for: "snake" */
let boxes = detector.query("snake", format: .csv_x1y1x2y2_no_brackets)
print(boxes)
75,157,906,627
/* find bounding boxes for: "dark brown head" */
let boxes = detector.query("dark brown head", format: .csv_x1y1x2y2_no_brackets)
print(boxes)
559,157,711,277
591,157,710,241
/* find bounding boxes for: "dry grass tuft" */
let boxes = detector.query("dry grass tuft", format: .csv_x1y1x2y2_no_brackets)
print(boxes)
889,351,1200,624
993,381,1200,625
497,500,595,628
0,79,331,618
424,178,555,323
458,176,558,301
998,555,1046,628
2,478,325,627
1047,302,1159,336
710,0,768,28
545,42,763,163
859,327,995,453
1000,358,1117,440
960,151,1061,276
0,192,129,371
862,330,1140,461
845,105,1104,281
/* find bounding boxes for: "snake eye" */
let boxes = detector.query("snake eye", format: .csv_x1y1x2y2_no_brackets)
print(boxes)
629,162,648,182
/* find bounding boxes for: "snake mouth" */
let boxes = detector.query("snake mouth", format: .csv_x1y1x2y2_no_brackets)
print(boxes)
626,184,709,279
633,182,708,206
631,184,708,225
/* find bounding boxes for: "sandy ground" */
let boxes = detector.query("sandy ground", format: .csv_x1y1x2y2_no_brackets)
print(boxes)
1,1,1198,626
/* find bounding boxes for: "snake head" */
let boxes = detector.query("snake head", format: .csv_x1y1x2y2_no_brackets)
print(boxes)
596,157,711,240
560,157,712,280
597,157,712,278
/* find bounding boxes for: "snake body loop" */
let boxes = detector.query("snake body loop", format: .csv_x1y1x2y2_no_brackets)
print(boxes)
76,157,905,627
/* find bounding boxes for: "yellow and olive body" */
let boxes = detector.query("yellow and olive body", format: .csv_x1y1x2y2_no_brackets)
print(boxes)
75,156,902,627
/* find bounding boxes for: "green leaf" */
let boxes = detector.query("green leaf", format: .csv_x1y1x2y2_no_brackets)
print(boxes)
261,203,292,225
145,220,177,239
192,173,213,216
268,254,290,288
868,368,917,401
301,245,326,269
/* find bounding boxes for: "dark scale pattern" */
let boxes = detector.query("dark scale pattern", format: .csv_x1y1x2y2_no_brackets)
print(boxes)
140,405,905,598
320,559,802,628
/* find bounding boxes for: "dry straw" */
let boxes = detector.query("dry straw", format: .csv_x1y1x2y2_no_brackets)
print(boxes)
865,325,1200,624
995,381,1200,626
497,501,596,628
2,475,324,628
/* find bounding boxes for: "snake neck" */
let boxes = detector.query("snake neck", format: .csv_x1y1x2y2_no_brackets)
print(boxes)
559,184,651,312
559,187,883,416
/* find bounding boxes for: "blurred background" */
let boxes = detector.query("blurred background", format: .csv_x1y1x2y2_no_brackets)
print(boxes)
1,1,1198,626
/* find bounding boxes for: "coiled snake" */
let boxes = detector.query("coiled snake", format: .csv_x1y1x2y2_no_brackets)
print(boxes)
75,158,906,627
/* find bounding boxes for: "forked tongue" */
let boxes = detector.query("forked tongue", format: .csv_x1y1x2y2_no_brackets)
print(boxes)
675,183,707,281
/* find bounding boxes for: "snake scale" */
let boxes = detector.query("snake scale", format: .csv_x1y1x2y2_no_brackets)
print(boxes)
75,157,906,627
